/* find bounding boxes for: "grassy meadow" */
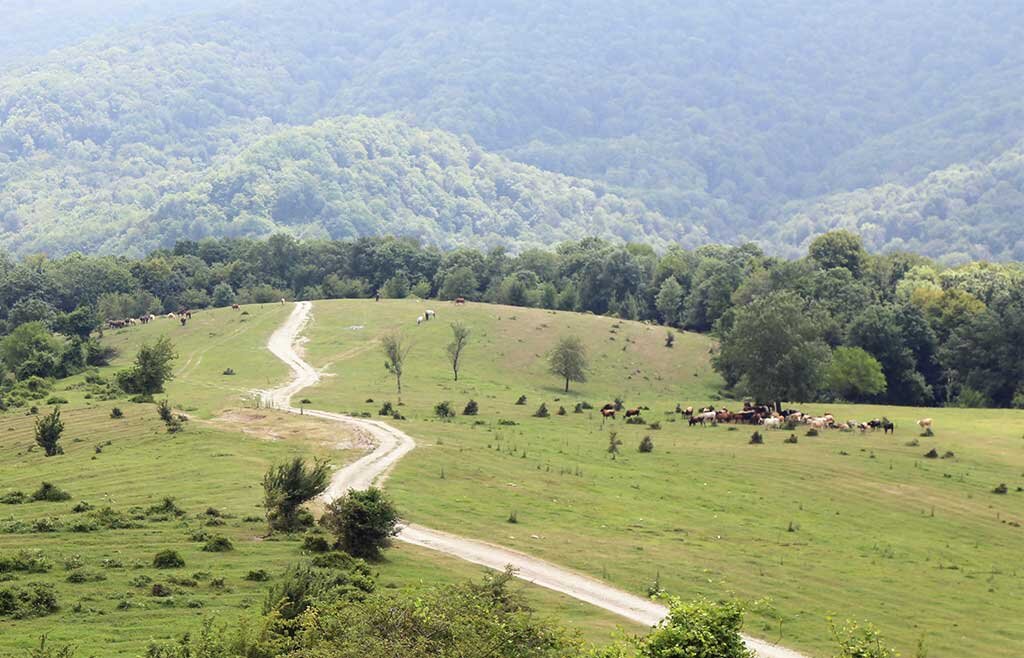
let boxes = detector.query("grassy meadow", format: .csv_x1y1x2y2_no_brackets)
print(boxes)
292,299,1024,658
0,304,631,656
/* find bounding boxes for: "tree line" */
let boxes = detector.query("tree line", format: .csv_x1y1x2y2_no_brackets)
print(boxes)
0,231,1021,408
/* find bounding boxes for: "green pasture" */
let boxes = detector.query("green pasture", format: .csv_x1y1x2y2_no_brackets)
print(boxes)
0,304,630,656
295,299,1024,657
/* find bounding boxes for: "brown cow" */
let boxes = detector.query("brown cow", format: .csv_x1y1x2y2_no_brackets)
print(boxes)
624,408,641,418
601,408,616,419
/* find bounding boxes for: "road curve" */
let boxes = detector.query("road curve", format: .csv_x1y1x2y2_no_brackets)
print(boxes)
262,301,808,658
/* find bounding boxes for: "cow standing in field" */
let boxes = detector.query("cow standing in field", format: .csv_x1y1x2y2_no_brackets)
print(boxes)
180,317,188,327
416,316,424,325
232,304,240,310
425,309,436,320
917,418,933,431
601,408,616,420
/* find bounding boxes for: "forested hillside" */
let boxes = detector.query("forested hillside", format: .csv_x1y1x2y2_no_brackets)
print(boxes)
0,0,1022,257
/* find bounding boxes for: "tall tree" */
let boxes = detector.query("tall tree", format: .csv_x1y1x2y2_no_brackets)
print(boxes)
548,335,589,393
34,407,65,457
714,291,829,407
116,336,177,395
262,457,330,532
826,346,887,401
446,322,470,381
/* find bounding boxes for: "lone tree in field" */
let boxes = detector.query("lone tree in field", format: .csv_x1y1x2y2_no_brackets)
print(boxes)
116,335,177,395
262,458,330,532
548,335,589,392
35,407,65,457
320,487,400,560
381,333,411,400
446,322,471,381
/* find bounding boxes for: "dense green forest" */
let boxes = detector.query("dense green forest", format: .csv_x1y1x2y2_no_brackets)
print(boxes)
1,232,1021,410
0,1,1022,257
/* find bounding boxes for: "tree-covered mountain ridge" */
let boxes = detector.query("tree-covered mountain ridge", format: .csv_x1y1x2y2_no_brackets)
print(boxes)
0,0,1022,258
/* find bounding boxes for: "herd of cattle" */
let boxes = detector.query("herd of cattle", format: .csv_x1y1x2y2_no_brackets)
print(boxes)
598,401,936,435
106,309,193,329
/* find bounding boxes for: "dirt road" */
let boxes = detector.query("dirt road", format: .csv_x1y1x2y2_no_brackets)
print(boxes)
262,301,808,658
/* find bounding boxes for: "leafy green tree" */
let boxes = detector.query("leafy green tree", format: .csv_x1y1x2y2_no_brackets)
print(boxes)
808,230,868,277
826,346,887,401
548,335,589,392
53,305,98,340
382,274,410,299
211,283,235,307
655,276,685,326
262,458,330,532
116,336,177,395
446,322,470,381
320,487,400,560
830,619,898,658
438,266,479,301
0,322,63,379
714,292,829,406
34,407,64,457
637,597,754,658
848,305,934,406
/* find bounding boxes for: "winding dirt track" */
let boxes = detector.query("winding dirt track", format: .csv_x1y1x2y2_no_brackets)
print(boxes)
262,301,808,658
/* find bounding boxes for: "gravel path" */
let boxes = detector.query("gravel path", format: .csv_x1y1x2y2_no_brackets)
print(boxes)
261,301,809,658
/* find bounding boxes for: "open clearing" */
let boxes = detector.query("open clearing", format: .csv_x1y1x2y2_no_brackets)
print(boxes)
293,299,1024,657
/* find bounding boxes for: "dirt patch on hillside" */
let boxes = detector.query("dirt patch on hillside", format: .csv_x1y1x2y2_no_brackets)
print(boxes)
210,408,368,451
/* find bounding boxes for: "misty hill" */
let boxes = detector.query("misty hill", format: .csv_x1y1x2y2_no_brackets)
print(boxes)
0,0,1022,258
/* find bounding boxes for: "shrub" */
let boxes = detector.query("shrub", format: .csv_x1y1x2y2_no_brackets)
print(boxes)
664,330,675,348
638,436,654,453
557,405,567,415
434,401,455,419
320,487,400,560
941,450,955,459
165,416,184,434
153,550,185,569
202,536,234,552
44,396,68,405
515,395,527,405
533,403,550,418
749,431,764,444
639,597,753,657
498,419,518,426
31,482,71,502
378,401,395,416
580,401,593,410
150,583,173,597
302,531,331,553
32,517,61,533
156,399,174,422
993,483,1009,494
146,497,185,519
921,427,934,437
0,551,51,574
573,403,584,413
34,408,64,457
648,421,661,430
831,619,897,658
462,399,479,415
66,571,106,583
0,491,27,505
245,569,270,582
625,415,645,425
923,448,939,459
0,583,59,619
905,438,920,447
784,434,798,444
507,510,518,524
805,428,819,437
222,368,236,376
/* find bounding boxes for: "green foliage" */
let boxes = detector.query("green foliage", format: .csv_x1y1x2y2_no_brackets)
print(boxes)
434,401,455,419
117,336,177,395
0,583,59,619
262,458,330,533
826,346,888,401
320,487,400,560
548,335,589,393
636,597,754,658
152,550,185,569
462,399,479,415
533,403,550,418
33,408,64,457
30,482,71,502
830,619,898,658
446,322,470,381
201,536,234,553
0,323,63,380
264,560,374,623
638,436,654,453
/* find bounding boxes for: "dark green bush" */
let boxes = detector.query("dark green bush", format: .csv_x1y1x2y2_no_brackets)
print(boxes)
638,436,654,453
462,399,479,415
153,550,185,569
202,536,234,552
434,401,455,418
31,482,71,502
0,583,59,618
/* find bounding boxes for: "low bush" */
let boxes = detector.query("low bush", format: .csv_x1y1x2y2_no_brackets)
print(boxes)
805,428,819,437
625,415,645,425
0,491,27,505
378,401,395,416
648,421,661,430
784,434,798,444
992,483,1009,494
434,401,456,419
245,569,270,582
557,406,567,416
31,482,71,502
533,403,550,418
157,400,174,423
638,436,654,453
749,431,764,444
0,583,59,618
146,497,186,519
110,407,124,419
151,583,173,597
923,448,939,459
0,551,51,574
202,536,234,552
45,396,68,405
462,399,479,415
153,550,185,569
515,395,527,405
302,532,331,553
66,570,106,584
222,368,236,376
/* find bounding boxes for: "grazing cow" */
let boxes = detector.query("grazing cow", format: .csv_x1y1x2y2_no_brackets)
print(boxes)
810,418,826,430
682,406,694,417
180,317,187,327
231,304,240,310
716,410,733,423
454,297,466,305
425,309,436,320
416,316,424,325
762,416,782,429
624,408,641,418
883,420,895,434
281,298,286,304
688,415,704,426
166,313,176,320
917,418,933,430
139,315,149,325
601,408,616,419
867,419,882,431
700,411,716,423
600,403,615,412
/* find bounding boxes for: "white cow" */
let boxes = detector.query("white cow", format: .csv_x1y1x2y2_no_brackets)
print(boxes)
425,309,436,320
416,316,424,325
762,416,782,429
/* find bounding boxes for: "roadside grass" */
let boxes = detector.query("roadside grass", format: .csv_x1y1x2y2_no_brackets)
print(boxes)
293,299,1024,657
